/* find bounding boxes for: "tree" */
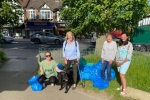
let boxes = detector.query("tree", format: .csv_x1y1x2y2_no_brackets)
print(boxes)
0,0,22,32
148,6,150,13
60,0,148,36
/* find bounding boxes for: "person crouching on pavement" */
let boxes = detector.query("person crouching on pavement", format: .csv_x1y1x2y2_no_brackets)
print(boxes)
38,51,63,88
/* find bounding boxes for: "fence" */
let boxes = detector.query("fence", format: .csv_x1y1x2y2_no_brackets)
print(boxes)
38,48,101,63
37,47,150,63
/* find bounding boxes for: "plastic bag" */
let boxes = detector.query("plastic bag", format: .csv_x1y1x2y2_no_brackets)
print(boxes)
28,74,43,91
28,74,40,85
79,57,87,66
30,82,43,91
57,63,64,70
93,77,109,90
80,72,92,80
78,59,116,90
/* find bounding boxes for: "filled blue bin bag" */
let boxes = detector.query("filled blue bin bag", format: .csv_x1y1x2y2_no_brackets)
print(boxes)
81,72,92,80
57,63,64,70
93,78,109,90
78,60,116,90
30,82,43,91
28,74,40,85
28,74,43,91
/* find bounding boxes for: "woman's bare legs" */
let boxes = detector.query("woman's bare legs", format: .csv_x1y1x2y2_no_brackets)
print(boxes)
120,73,126,94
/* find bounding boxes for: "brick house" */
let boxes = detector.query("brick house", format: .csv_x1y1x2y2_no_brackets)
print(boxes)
18,0,65,38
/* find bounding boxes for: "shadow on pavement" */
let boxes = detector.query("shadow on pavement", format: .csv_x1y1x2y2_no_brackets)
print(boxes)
0,70,36,93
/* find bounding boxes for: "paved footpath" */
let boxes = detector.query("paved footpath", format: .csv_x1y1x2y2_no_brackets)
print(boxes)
0,70,109,100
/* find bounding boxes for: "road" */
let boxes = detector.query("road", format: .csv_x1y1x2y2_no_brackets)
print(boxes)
2,39,95,49
1,39,95,62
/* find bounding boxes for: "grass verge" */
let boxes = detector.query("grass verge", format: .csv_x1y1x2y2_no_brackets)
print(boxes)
82,51,150,100
37,51,149,99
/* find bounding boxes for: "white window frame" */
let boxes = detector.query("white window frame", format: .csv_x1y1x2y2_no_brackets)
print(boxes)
29,9,36,19
40,10,53,20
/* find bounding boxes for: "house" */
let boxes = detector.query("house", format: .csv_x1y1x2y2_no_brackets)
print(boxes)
18,0,65,38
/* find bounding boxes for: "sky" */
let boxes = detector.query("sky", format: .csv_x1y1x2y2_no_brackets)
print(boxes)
149,0,150,5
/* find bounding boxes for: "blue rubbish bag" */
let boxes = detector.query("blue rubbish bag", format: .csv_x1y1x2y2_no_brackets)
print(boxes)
57,63,64,70
30,82,43,91
28,74,43,91
93,77,109,90
28,74,40,85
80,72,92,80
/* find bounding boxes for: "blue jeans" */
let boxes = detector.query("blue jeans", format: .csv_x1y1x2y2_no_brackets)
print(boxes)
100,60,112,81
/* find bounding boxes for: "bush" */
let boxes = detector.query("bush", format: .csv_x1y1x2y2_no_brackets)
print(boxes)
0,50,7,63
0,33,3,38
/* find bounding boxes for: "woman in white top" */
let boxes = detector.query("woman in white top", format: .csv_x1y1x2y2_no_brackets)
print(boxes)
101,33,117,81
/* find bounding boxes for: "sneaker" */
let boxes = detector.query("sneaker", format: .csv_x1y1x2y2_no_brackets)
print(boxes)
72,86,76,90
72,84,76,90
51,83,54,87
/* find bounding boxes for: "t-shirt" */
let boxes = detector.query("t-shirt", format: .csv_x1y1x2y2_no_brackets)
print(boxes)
40,60,58,78
101,41,117,61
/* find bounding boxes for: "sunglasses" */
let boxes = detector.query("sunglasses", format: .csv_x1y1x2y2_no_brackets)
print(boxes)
45,55,51,57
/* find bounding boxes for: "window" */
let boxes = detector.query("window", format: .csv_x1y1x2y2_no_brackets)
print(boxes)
45,33,53,37
29,10,36,19
40,10,53,19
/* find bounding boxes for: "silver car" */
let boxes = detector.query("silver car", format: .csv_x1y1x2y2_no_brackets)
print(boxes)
0,36,14,43
30,32,64,44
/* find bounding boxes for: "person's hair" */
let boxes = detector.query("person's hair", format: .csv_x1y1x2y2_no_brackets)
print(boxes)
118,33,129,46
64,31,75,41
106,33,113,38
45,51,53,60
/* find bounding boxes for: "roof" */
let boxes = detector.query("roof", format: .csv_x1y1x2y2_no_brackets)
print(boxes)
19,0,62,10
17,0,30,8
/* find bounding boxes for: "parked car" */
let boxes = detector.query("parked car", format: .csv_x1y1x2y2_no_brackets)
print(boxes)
132,43,150,52
0,36,14,43
30,32,64,44
113,37,120,43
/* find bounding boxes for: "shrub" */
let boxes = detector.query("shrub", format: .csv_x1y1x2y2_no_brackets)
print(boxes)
0,50,7,63
0,33,3,38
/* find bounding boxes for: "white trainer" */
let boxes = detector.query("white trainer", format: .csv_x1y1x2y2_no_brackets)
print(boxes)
51,83,54,87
